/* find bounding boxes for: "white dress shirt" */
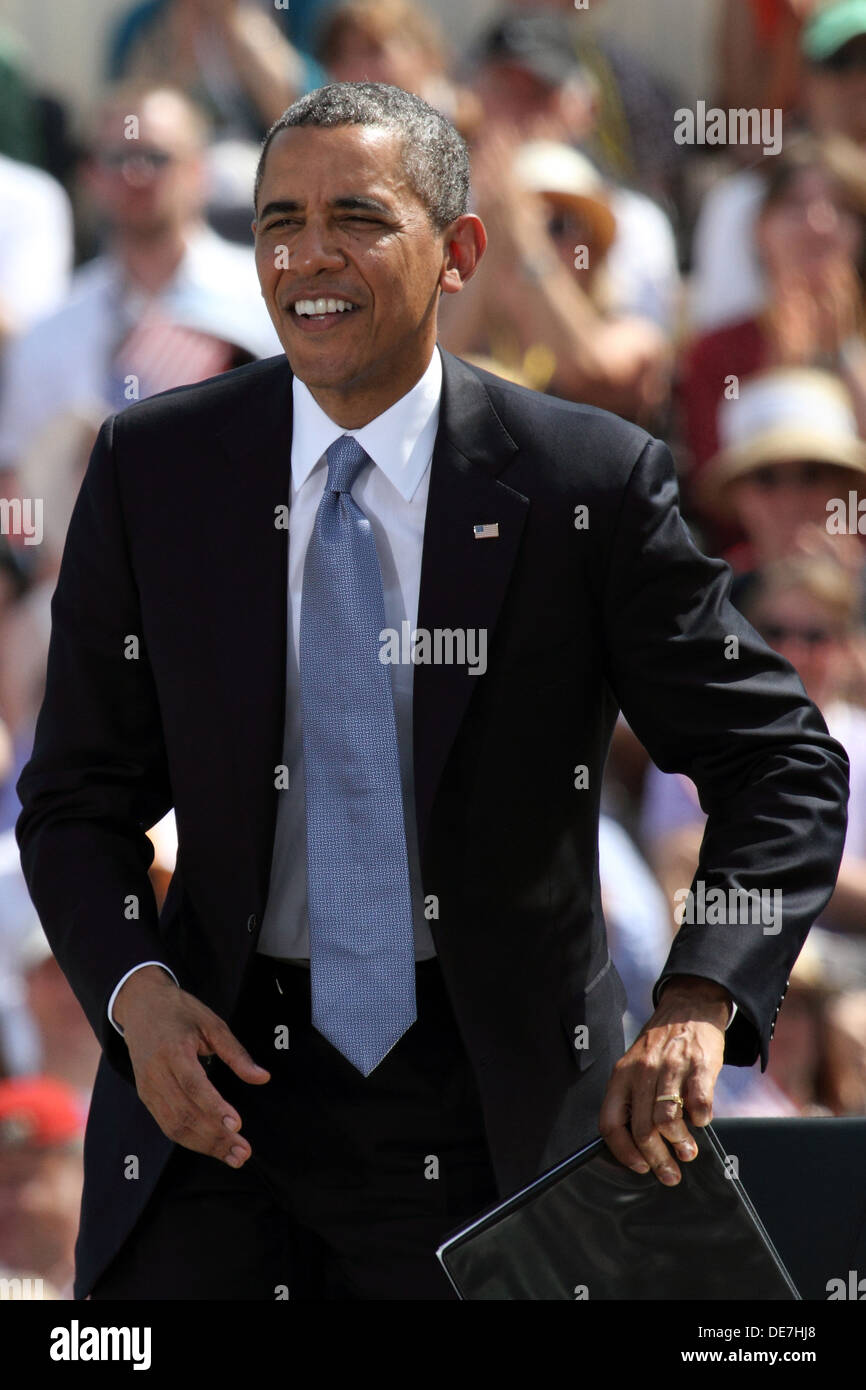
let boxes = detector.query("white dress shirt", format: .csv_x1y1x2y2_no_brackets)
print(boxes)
108,343,442,1030
256,342,442,960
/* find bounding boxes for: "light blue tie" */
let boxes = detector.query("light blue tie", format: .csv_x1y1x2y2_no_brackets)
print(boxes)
299,434,417,1075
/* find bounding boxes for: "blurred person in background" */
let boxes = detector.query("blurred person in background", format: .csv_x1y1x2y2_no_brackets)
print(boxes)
802,0,866,145
0,405,187,872
640,554,866,1114
0,414,102,815
642,554,866,942
824,987,866,1111
0,23,47,166
316,0,481,139
106,0,307,141
0,830,41,1080
0,836,173,1091
598,813,672,1047
464,10,682,338
0,84,280,480
0,544,28,838
107,0,322,239
475,1,684,213
0,87,281,832
717,0,821,119
0,1077,83,1298
683,134,866,526
18,930,100,1104
0,154,72,352
694,367,866,578
714,944,845,1117
693,0,866,335
440,133,672,424
744,556,866,938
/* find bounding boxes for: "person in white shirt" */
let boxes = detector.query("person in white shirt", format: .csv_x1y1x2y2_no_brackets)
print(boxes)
0,84,280,473
0,154,72,342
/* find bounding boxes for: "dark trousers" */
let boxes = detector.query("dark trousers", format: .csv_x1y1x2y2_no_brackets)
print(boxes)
90,955,499,1299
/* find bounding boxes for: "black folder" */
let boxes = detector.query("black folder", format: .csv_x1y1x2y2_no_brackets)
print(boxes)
436,1123,800,1300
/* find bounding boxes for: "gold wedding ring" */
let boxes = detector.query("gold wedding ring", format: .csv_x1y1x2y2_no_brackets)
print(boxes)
656,1093,684,1107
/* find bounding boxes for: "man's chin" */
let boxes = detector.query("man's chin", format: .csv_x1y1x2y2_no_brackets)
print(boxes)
279,341,363,392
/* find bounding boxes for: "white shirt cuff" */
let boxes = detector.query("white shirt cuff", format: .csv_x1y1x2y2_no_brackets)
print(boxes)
108,961,180,1035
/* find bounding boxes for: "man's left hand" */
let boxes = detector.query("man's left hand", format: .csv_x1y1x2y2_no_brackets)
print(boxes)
599,974,731,1185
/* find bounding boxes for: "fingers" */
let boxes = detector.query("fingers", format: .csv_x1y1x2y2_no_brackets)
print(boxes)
205,1017,271,1086
124,992,271,1168
600,1022,723,1186
135,1050,246,1162
681,1058,715,1129
598,1067,651,1175
625,1061,694,1187
137,1046,253,1167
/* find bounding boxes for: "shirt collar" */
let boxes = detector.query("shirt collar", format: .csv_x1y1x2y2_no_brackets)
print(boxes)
290,343,442,502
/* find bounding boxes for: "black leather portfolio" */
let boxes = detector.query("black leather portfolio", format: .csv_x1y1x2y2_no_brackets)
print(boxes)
436,1123,800,1300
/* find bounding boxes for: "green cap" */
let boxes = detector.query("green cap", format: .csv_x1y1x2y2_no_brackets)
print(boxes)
803,1,866,62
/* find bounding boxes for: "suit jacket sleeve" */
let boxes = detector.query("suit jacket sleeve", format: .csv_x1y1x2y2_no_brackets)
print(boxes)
16,413,179,1081
600,435,850,1068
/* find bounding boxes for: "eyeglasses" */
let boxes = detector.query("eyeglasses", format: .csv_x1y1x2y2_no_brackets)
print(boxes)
759,623,838,647
95,148,176,175
748,462,840,490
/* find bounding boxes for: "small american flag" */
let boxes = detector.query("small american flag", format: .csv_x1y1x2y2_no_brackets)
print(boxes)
473,523,499,539
112,304,234,401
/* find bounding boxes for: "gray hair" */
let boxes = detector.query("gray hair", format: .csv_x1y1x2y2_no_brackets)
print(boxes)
254,81,469,231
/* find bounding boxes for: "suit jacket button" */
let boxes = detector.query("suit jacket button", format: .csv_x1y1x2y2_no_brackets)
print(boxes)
247,913,258,934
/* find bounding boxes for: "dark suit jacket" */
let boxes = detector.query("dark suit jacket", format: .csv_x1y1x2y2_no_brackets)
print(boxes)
16,347,849,1297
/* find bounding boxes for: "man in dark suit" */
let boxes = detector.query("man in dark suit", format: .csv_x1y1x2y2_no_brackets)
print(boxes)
16,82,849,1300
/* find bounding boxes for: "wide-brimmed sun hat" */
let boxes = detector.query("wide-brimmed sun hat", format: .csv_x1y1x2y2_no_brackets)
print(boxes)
698,368,866,517
511,140,617,259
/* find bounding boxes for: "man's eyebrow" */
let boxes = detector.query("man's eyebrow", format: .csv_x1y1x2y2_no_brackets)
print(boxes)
332,196,393,215
257,199,303,222
257,195,393,221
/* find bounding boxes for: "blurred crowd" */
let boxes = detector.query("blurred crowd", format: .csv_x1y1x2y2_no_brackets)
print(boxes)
1,0,866,1297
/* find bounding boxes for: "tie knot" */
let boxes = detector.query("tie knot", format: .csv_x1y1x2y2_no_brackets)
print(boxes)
326,435,369,495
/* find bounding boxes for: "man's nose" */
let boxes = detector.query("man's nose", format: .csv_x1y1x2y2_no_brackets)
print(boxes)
291,219,346,275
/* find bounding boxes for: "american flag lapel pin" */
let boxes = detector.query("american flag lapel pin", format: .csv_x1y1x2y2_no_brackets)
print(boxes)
473,523,499,539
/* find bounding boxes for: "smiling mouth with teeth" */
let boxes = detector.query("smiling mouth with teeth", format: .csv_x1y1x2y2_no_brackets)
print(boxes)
292,298,358,320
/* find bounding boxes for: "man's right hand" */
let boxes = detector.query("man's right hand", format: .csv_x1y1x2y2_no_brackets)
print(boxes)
113,965,270,1167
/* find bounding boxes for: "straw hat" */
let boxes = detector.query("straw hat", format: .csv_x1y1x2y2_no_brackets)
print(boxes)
511,140,617,259
698,368,866,517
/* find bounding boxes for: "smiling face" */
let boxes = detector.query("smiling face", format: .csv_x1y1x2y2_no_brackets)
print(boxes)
253,123,480,425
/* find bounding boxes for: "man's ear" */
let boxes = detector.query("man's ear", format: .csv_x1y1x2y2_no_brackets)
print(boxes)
440,214,487,295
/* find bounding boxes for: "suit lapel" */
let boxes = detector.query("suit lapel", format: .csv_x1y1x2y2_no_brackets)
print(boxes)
413,350,529,855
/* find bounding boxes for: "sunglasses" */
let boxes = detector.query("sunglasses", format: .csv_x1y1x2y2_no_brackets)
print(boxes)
759,623,837,647
95,148,175,174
